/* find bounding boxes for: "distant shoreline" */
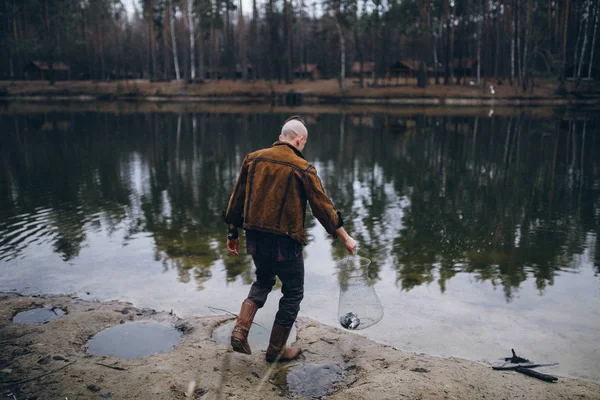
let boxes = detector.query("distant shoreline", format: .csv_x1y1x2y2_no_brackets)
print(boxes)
1,79,599,107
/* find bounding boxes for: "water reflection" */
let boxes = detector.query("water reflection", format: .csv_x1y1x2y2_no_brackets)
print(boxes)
0,110,598,300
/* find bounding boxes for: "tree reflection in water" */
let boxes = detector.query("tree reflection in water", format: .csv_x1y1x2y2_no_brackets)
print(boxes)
0,110,598,300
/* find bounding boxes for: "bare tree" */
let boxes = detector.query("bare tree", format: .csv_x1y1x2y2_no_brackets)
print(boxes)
589,0,599,78
511,0,515,85
238,0,247,81
169,0,181,80
145,0,157,80
188,0,196,80
577,0,592,82
477,0,483,84
561,0,570,83
163,1,172,79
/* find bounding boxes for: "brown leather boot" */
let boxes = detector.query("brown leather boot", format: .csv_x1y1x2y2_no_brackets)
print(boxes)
231,299,259,355
265,323,302,363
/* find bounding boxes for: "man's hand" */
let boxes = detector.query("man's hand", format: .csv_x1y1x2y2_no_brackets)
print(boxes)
227,238,240,255
336,227,357,254
343,236,357,254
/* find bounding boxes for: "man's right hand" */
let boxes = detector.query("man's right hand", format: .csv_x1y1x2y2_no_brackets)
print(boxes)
343,236,357,254
336,227,357,254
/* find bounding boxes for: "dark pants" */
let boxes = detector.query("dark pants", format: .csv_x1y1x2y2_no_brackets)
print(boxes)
246,253,304,328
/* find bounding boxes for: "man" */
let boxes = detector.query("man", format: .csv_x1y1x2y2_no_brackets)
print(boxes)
223,115,357,363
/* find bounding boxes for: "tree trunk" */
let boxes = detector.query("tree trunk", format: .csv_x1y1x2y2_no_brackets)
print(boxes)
511,0,516,85
238,0,247,81
335,17,345,91
188,0,195,80
284,0,293,83
44,0,55,85
483,0,489,79
477,0,482,84
522,0,531,91
444,0,451,84
577,0,592,82
573,2,584,79
433,21,440,85
494,0,502,77
354,26,365,88
554,0,560,53
97,13,106,80
146,0,157,80
516,0,522,83
209,16,215,79
169,0,181,80
589,0,599,78
252,0,258,80
547,0,552,45
198,1,204,80
12,2,20,79
163,2,172,79
450,1,456,83
561,0,570,83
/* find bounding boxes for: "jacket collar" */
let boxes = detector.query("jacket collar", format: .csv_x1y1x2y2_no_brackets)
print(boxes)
271,141,306,160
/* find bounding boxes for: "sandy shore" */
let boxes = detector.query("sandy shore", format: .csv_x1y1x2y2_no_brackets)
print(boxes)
1,79,599,106
1,292,599,400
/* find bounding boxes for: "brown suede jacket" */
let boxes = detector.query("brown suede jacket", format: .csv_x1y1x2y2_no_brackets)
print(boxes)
223,141,343,245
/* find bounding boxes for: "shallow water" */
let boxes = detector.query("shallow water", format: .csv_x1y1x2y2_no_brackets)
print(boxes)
271,364,345,397
0,107,599,382
87,321,182,359
12,307,65,325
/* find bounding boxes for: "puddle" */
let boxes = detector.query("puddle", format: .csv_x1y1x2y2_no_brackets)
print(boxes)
211,321,296,352
87,321,182,359
13,307,65,325
271,364,345,398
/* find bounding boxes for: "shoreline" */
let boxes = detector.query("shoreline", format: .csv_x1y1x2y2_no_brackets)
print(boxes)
2,99,600,120
1,292,599,399
2,79,599,107
3,94,599,107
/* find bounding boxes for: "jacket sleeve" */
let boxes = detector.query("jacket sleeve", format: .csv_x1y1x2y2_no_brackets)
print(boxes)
302,165,343,237
223,156,250,228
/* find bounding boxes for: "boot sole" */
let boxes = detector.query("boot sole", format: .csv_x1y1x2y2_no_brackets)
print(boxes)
231,337,251,355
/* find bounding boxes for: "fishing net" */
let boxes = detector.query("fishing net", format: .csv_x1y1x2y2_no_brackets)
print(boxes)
336,255,384,330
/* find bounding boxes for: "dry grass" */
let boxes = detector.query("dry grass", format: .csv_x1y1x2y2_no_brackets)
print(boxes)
0,77,591,99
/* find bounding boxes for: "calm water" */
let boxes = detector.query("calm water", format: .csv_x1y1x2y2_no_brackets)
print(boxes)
1,107,599,382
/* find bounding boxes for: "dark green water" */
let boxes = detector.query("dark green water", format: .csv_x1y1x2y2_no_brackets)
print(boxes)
1,107,599,381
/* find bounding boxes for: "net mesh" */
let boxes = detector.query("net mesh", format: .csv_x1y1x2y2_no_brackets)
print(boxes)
336,255,384,330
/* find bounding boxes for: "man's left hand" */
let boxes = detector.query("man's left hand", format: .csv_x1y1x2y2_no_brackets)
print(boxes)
227,238,240,255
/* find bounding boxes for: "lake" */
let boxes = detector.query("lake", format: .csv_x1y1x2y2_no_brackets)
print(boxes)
1,104,599,382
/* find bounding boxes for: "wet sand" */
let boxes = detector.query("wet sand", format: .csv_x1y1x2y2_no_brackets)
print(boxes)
1,292,599,399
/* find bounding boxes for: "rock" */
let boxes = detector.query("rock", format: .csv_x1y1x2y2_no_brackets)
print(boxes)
87,384,101,392
37,355,51,365
52,355,66,361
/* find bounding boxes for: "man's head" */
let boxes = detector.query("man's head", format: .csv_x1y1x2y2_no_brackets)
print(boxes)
279,115,308,152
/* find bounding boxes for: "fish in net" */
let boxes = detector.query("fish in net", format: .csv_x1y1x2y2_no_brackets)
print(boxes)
336,255,384,330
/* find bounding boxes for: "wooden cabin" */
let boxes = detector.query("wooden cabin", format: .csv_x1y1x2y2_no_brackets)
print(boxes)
23,61,70,80
293,64,321,80
351,61,376,80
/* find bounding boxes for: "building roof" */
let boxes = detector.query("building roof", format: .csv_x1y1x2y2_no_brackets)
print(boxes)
24,61,70,71
294,64,320,73
451,58,478,69
351,61,376,74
